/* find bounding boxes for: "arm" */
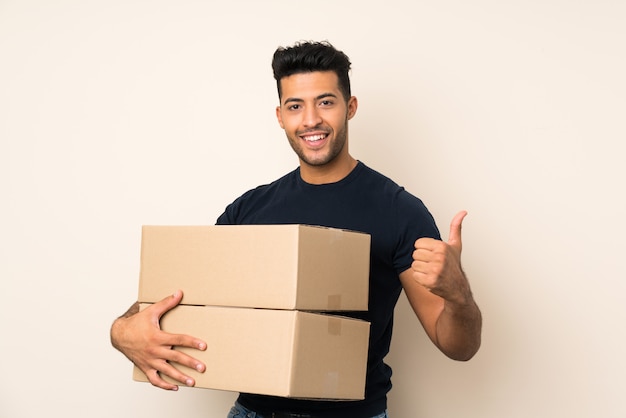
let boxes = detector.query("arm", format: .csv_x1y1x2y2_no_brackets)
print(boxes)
110,290,207,390
398,211,482,361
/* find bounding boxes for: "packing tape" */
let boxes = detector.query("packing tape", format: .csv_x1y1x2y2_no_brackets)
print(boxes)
328,227,342,244
323,371,339,398
327,316,342,336
327,294,342,310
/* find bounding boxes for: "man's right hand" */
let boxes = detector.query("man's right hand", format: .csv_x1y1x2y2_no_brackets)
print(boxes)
110,290,207,391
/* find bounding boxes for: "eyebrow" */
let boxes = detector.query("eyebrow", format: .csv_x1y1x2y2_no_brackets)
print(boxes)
282,92,338,106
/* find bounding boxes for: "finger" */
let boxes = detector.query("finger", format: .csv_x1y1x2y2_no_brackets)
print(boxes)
154,361,197,388
163,332,207,351
136,341,206,390
147,290,184,322
414,237,439,251
145,368,180,391
149,347,204,387
164,345,207,373
157,335,206,373
412,247,436,264
145,363,195,390
158,289,184,312
412,255,444,278
448,210,467,252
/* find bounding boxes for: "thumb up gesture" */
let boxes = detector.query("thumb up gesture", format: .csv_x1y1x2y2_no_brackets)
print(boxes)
411,211,472,305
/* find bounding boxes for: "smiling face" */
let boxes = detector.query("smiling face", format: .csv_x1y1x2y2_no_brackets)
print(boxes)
276,71,358,183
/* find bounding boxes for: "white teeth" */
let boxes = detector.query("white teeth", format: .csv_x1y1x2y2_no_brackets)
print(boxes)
304,134,326,142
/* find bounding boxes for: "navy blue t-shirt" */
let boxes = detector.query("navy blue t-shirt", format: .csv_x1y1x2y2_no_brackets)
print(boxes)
216,161,440,417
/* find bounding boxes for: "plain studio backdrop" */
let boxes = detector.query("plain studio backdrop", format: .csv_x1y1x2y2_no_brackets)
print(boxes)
1,1,624,417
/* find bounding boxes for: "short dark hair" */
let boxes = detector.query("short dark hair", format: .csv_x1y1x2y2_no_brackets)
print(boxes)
272,41,352,102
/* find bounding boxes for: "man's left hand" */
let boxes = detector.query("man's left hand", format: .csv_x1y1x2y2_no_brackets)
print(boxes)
411,210,472,305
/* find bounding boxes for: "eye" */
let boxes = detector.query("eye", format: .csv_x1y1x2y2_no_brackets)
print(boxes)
320,100,334,107
287,104,301,111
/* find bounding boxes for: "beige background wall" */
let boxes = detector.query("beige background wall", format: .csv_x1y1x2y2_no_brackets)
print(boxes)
2,1,624,417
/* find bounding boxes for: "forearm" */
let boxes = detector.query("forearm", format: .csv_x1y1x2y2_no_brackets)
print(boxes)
406,210,482,360
435,297,482,361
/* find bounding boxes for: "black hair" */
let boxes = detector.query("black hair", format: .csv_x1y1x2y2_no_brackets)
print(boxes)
272,41,352,102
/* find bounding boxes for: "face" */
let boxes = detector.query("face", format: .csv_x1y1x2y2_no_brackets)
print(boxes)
276,71,357,169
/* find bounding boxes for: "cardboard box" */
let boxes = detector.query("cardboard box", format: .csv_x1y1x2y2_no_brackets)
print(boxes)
138,225,370,310
133,304,370,400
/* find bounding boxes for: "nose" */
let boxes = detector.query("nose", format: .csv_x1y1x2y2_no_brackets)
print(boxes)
302,105,322,128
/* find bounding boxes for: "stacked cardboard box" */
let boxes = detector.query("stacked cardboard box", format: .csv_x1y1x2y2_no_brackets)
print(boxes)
132,224,371,400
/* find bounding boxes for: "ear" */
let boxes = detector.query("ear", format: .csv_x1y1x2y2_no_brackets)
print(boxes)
347,96,358,120
276,105,284,129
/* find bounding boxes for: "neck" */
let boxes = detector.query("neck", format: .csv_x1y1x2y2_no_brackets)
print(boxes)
299,154,358,185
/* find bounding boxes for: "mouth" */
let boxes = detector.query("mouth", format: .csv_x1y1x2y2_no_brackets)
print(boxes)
299,132,329,146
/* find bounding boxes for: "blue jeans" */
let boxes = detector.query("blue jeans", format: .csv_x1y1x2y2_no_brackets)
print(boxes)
227,401,389,418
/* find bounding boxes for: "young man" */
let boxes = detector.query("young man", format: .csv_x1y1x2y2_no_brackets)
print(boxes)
111,41,482,418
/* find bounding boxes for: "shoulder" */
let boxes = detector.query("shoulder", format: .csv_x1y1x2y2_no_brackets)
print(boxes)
357,162,427,208
356,162,411,197
238,168,298,202
216,168,299,224
358,162,440,238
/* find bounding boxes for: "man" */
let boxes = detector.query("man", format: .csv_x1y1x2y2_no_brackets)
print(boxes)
111,41,482,418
